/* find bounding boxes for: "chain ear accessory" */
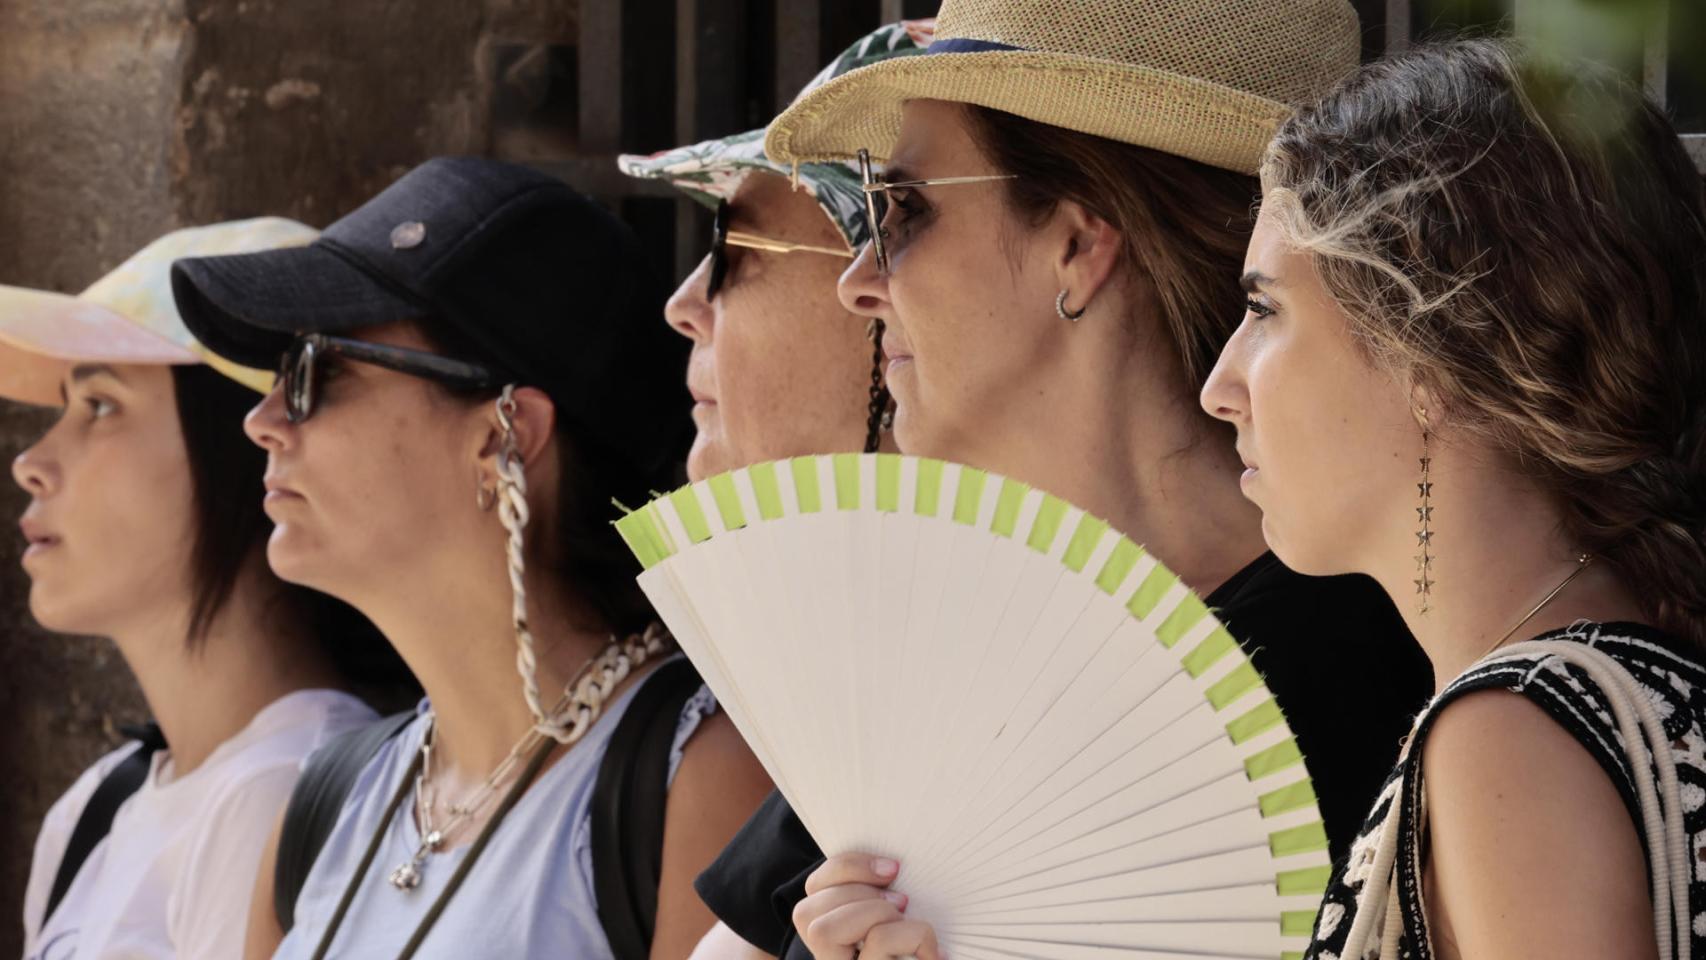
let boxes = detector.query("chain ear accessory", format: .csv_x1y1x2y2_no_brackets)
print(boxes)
493,385,674,743
1414,411,1435,614
494,385,550,734
1055,289,1086,322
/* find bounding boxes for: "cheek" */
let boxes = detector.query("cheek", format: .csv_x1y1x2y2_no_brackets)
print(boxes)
893,228,1049,388
1246,338,1411,571
35,434,196,629
272,403,471,580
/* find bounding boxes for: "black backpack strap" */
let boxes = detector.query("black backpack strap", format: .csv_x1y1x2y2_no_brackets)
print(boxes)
43,722,166,925
274,710,414,931
592,657,706,960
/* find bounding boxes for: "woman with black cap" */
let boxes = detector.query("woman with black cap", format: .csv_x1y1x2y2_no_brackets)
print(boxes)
172,157,773,959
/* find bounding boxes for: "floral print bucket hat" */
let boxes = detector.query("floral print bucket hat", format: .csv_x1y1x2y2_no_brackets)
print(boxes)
617,19,936,252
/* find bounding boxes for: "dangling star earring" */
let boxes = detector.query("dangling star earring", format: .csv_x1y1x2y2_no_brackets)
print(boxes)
1414,411,1435,614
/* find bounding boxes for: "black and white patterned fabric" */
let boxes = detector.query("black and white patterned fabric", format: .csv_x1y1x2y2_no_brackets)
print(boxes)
1307,621,1706,960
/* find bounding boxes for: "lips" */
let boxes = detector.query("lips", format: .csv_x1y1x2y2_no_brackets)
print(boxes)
19,512,56,542
262,473,304,502
19,515,60,564
881,330,914,363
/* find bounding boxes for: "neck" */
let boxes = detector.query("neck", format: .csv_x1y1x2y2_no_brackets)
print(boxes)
353,557,616,777
115,557,343,776
1370,454,1645,691
971,317,1268,596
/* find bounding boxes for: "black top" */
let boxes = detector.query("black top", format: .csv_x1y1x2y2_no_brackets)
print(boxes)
694,552,1431,958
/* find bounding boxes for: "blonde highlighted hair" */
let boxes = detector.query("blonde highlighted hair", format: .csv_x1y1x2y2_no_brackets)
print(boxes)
1261,38,1706,645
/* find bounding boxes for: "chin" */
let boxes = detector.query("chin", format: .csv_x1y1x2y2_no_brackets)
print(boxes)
686,435,732,482
1260,513,1355,578
27,588,94,636
264,525,327,589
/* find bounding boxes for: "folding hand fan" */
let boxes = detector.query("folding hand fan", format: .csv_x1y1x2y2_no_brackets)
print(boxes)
616,454,1330,960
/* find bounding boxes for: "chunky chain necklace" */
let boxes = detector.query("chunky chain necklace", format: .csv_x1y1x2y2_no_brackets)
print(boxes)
385,626,671,891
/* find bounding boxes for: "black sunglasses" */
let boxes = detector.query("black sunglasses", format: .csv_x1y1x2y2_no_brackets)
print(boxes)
705,199,853,300
279,333,500,424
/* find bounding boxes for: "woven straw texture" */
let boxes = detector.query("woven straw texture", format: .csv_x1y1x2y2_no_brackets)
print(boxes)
765,0,1361,175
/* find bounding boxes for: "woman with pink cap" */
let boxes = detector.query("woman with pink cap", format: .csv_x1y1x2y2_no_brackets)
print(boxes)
3,219,407,960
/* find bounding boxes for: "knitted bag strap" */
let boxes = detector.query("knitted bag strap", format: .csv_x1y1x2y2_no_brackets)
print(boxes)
1345,640,1690,960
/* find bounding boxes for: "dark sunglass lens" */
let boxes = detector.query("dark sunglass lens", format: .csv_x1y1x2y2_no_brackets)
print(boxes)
707,203,732,299
286,340,315,423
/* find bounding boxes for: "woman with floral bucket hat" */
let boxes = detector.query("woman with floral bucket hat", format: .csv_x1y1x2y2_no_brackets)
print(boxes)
758,0,1432,957
5,219,410,960
618,22,927,959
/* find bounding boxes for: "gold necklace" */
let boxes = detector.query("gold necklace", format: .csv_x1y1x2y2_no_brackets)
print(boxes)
1480,554,1594,661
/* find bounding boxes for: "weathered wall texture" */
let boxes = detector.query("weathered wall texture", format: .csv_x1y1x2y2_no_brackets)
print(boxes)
0,0,576,952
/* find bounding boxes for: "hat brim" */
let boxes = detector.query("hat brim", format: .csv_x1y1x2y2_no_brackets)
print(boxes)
0,286,200,405
618,146,865,252
173,240,425,370
765,49,1289,176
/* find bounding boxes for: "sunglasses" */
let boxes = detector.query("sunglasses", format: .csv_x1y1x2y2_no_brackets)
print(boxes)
706,199,853,300
279,333,500,424
856,148,1016,274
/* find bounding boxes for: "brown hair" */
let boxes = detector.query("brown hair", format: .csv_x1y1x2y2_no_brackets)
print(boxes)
962,105,1258,393
1262,38,1706,645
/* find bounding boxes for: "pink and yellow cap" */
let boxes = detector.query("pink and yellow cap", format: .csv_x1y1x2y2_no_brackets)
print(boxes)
0,217,317,406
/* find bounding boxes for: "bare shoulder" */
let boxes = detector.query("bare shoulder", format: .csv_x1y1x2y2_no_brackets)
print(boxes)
1419,688,1655,959
672,709,772,813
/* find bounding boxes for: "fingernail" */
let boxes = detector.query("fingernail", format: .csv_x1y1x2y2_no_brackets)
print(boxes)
882,890,908,909
873,857,899,877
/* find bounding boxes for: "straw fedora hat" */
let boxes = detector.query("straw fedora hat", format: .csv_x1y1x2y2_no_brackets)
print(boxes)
765,0,1361,175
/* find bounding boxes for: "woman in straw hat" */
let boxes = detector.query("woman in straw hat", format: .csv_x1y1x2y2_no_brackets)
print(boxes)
1201,39,1706,958
5,219,409,960
172,157,772,960
757,1,1430,957
619,22,927,959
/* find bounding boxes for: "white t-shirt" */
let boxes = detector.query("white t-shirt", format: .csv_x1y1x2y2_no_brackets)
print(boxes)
20,689,376,960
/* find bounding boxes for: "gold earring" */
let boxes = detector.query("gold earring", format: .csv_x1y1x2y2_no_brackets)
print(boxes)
1414,415,1435,614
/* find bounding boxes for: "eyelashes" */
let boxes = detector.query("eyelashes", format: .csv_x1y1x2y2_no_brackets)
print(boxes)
1244,297,1276,320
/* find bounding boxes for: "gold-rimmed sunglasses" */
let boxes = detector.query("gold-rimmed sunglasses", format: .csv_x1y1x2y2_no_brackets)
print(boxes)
856,148,1017,273
708,199,853,299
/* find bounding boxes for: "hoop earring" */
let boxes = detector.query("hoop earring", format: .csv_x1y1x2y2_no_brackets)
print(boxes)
1415,416,1435,615
1055,289,1086,322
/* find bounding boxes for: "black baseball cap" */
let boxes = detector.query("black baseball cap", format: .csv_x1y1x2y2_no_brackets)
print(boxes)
172,156,689,484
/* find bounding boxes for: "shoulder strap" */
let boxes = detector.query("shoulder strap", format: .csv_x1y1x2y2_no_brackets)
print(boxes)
274,710,414,931
591,657,705,960
43,722,166,925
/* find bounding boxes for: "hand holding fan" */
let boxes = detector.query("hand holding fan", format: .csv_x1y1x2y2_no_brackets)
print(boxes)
616,455,1330,959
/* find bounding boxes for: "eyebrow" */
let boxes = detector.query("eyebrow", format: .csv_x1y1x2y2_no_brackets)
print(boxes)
69,363,123,384
60,363,124,404
1240,270,1278,293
